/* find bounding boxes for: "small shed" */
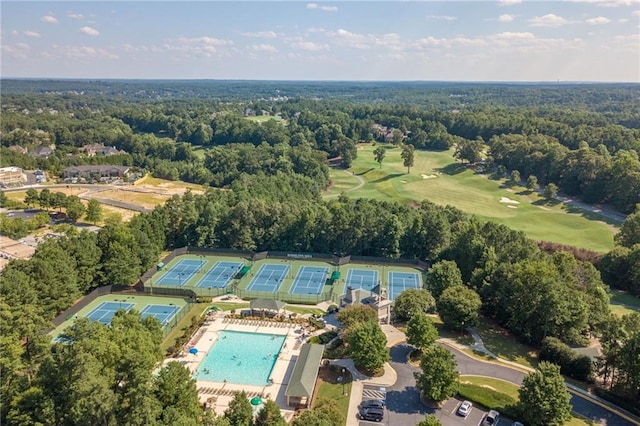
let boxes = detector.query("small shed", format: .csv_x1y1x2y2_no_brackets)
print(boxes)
157,261,165,271
285,343,325,407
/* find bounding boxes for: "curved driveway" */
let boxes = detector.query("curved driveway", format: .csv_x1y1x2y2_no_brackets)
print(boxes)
384,343,636,426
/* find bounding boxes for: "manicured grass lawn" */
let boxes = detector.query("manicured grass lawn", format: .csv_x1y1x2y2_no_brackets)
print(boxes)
326,144,616,252
324,169,363,198
135,175,205,191
314,371,352,421
285,305,326,316
244,115,285,124
609,290,640,317
473,318,538,370
209,302,249,311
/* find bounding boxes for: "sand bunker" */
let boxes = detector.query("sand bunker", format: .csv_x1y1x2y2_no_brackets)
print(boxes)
422,174,437,179
499,197,520,205
507,205,517,209
401,180,408,183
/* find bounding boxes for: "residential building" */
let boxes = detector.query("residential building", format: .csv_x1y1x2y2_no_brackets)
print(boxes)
28,146,54,159
63,165,130,180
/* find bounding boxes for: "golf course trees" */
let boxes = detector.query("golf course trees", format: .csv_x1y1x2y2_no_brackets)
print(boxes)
373,146,386,168
401,144,415,174
425,260,463,300
518,362,572,426
543,183,559,201
406,313,438,352
392,289,436,322
436,285,482,330
454,138,484,164
415,345,459,402
346,320,390,372
615,208,640,248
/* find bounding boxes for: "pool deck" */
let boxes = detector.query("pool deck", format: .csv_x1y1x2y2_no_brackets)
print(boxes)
167,312,309,422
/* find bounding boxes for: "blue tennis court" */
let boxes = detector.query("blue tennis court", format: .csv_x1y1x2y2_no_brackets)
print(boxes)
196,261,244,288
388,271,421,300
140,304,181,326
156,259,205,286
345,269,379,293
246,264,289,292
290,266,329,295
86,301,134,325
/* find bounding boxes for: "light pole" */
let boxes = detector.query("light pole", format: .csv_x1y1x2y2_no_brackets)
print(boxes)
342,368,346,395
461,321,465,338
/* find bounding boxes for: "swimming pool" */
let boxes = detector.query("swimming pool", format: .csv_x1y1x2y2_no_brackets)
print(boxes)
193,330,286,385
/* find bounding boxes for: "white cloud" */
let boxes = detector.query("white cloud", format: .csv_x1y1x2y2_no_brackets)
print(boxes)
11,30,19,36
79,26,100,36
529,14,569,27
585,16,611,24
51,44,118,60
177,36,233,46
307,3,338,12
251,44,278,53
327,29,403,50
494,32,536,40
565,0,640,6
306,27,326,33
23,31,41,38
67,13,83,20
1,43,31,59
41,15,58,24
426,15,457,21
290,41,328,51
241,31,277,38
632,9,640,15
498,14,515,22
498,0,522,5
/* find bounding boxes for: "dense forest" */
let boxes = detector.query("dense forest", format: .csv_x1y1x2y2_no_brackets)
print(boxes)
1,80,640,423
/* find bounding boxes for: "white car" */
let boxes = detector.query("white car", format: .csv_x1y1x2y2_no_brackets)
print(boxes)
457,400,472,417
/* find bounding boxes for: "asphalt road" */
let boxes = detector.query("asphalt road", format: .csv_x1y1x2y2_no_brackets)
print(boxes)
371,343,636,426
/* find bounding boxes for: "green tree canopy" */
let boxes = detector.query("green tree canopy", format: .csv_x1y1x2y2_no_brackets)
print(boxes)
392,289,436,322
373,146,386,168
543,183,559,200
615,210,640,248
425,260,463,300
401,144,415,174
85,199,103,224
346,320,390,372
436,285,482,329
417,415,443,426
415,345,459,402
336,305,377,329
518,361,572,426
254,399,287,426
406,312,438,352
224,391,253,426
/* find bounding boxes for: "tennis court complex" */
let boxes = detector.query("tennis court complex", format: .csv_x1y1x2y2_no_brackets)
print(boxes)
195,261,243,289
345,268,379,292
156,258,205,286
139,304,181,326
86,301,135,324
246,263,289,292
290,266,329,295
388,271,421,300
49,294,190,341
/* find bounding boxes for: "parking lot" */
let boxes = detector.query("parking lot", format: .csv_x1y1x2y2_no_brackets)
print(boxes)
438,398,512,426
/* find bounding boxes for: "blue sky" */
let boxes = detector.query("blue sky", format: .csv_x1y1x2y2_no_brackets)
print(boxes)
2,1,639,81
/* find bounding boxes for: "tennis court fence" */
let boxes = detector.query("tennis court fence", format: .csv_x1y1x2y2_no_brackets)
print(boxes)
50,285,139,328
235,289,332,305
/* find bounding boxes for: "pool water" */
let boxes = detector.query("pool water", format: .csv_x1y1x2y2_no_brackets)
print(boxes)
193,330,286,385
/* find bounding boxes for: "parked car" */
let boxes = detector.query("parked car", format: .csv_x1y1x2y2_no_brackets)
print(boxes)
359,407,384,422
360,399,385,409
482,410,500,426
456,400,472,417
513,422,524,426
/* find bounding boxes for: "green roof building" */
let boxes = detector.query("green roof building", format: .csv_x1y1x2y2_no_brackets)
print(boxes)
284,343,325,407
